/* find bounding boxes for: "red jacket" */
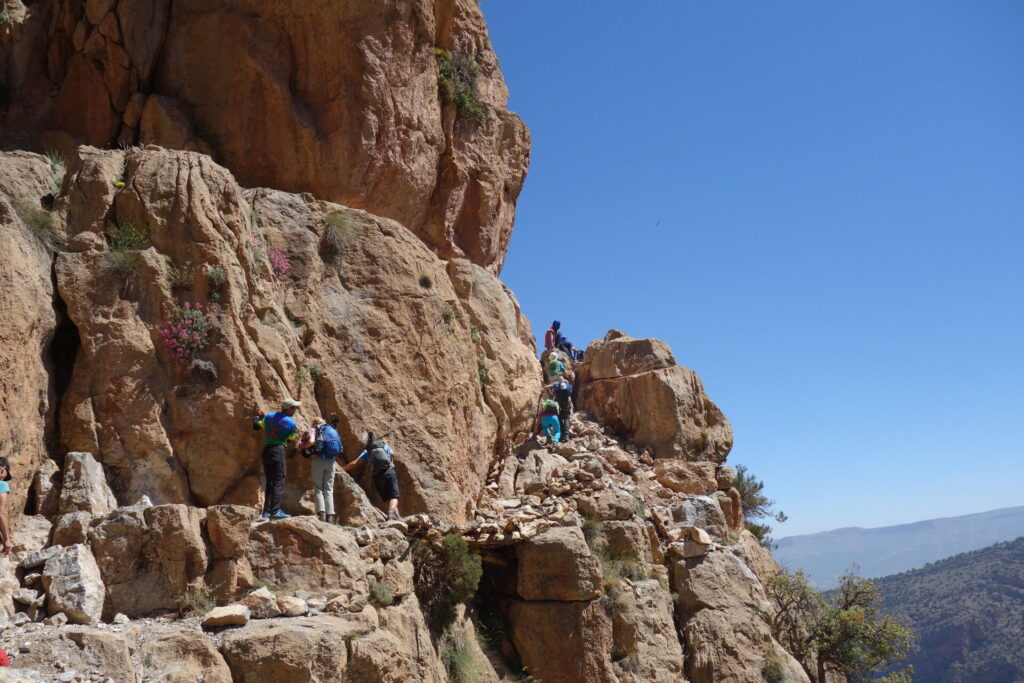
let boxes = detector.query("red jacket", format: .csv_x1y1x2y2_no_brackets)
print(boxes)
544,328,557,349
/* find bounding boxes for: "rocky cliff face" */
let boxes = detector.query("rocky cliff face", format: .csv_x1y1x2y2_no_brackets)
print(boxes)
0,4,810,681
0,146,538,524
0,0,528,271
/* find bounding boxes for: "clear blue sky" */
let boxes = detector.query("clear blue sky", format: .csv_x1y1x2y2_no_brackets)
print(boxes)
484,1,1024,537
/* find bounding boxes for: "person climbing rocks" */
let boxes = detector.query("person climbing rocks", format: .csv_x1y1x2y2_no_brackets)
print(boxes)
342,431,401,521
252,398,301,520
557,336,583,363
0,458,12,555
300,413,343,524
542,378,574,442
537,399,561,444
544,320,561,350
545,353,571,383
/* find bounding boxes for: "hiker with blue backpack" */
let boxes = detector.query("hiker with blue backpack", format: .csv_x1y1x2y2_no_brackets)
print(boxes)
252,397,301,520
300,413,343,523
341,431,401,521
543,378,574,442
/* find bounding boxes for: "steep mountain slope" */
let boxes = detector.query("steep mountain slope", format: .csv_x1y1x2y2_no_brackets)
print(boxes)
775,506,1024,586
875,537,1024,683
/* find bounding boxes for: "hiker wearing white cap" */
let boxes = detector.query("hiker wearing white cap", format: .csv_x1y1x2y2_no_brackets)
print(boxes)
252,398,301,520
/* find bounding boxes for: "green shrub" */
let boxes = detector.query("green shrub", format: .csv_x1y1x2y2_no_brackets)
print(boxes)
177,585,215,616
167,260,194,289
413,534,482,632
580,515,602,548
761,653,785,683
470,324,480,343
368,579,394,607
443,308,455,324
45,151,66,196
419,274,433,289
435,49,486,123
7,195,60,251
107,221,149,251
441,631,483,683
322,210,356,260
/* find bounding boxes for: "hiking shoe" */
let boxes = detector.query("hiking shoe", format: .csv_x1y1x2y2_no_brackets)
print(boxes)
270,510,291,520
387,509,401,522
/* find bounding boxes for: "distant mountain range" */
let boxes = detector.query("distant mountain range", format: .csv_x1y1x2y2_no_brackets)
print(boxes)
773,506,1024,587
874,537,1024,683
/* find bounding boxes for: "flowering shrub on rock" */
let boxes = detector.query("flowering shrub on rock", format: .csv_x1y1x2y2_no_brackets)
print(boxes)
159,302,212,362
268,248,291,279
202,263,226,289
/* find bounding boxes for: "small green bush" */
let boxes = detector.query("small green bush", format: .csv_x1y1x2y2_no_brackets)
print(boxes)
322,210,356,260
435,49,486,123
8,195,60,251
368,579,394,607
108,221,149,251
167,260,194,289
580,515,602,548
177,585,215,616
761,653,785,683
443,308,455,324
413,534,482,632
419,274,433,289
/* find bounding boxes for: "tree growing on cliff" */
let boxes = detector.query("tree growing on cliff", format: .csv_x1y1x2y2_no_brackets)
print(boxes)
733,464,787,547
766,568,914,682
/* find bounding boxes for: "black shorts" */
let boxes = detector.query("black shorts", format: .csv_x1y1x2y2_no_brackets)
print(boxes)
372,468,400,501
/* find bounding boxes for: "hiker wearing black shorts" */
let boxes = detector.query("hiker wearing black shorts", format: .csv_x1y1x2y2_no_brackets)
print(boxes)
543,379,574,442
342,431,401,521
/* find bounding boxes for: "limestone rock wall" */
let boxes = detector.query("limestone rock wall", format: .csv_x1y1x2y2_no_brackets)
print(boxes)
0,0,529,271
1,145,539,523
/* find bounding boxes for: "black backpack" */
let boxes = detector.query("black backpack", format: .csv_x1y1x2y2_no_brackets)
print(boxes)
367,440,393,474
552,380,573,401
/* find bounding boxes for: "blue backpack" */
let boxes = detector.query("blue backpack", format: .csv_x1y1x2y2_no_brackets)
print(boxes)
314,424,342,458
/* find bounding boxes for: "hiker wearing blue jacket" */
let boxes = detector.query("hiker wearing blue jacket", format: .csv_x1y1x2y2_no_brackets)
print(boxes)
300,413,343,523
252,397,301,520
342,431,401,521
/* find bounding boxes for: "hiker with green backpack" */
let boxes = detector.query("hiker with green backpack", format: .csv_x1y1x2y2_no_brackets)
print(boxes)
341,431,401,521
542,379,574,442
537,399,561,444
300,413,343,523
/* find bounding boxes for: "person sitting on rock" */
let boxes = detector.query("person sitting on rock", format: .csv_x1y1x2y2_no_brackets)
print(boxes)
557,336,583,363
0,457,12,554
341,431,401,522
299,413,343,524
252,398,301,520
544,320,561,350
538,399,561,444
542,379,574,442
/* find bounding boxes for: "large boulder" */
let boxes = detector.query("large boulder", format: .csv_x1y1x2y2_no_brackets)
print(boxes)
247,516,366,594
609,579,686,683
58,452,118,515
3,2,529,272
41,543,105,625
87,504,207,616
220,615,370,682
140,630,234,683
578,331,733,462
509,599,618,683
516,526,602,601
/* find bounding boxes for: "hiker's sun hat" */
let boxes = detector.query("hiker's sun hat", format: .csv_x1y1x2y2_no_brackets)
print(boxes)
281,398,302,410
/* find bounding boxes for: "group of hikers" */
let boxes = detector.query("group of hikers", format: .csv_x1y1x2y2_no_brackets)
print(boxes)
250,319,583,524
536,320,583,444
251,400,401,523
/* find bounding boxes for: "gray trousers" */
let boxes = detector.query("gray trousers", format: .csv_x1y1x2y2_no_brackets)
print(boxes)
310,457,336,515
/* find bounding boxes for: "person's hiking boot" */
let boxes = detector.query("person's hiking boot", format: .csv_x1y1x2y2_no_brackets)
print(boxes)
327,514,337,524
270,510,291,520
387,508,401,522
253,512,269,523
317,511,327,523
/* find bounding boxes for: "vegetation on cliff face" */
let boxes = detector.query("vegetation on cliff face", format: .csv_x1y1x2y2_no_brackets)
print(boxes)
766,567,914,682
874,537,1024,682
733,464,787,547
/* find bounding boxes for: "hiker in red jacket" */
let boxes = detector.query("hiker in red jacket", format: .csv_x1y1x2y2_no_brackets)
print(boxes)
544,320,561,350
